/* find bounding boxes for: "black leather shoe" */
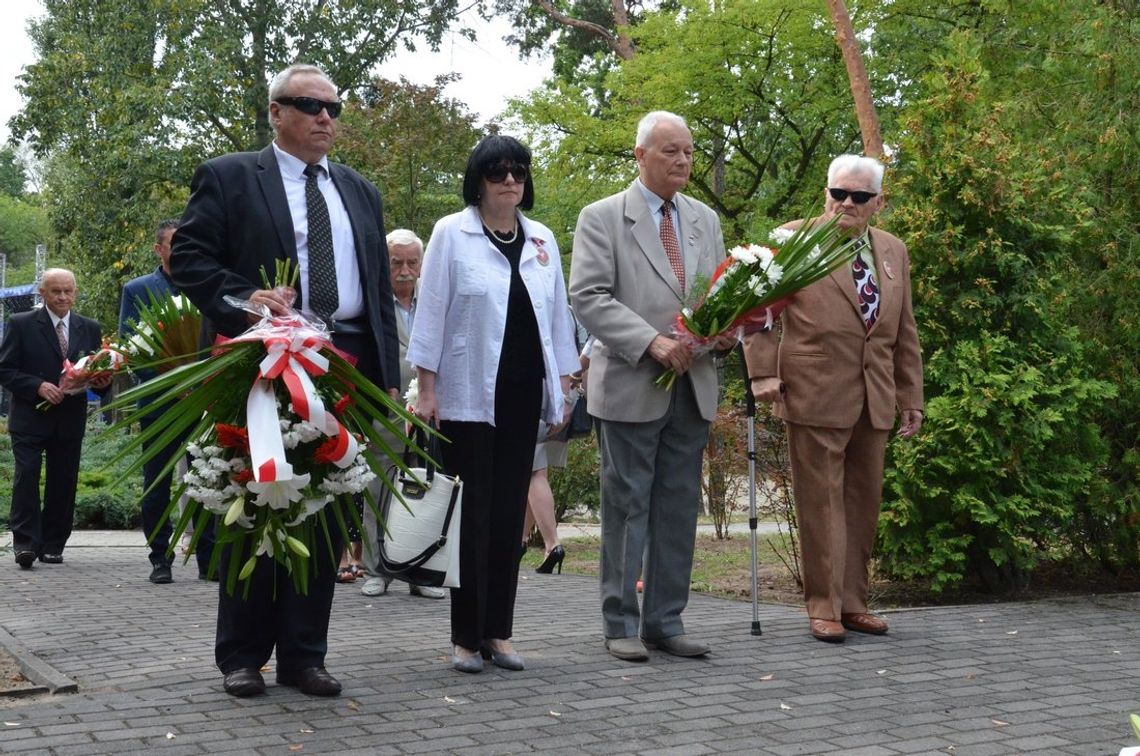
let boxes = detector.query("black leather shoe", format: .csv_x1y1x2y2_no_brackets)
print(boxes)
222,668,266,697
149,563,173,584
277,667,342,697
38,553,64,564
15,550,35,569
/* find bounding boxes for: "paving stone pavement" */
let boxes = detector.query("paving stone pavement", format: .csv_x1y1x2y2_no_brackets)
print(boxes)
0,536,1137,755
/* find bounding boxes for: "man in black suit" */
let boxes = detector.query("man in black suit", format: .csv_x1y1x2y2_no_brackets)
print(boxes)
170,64,400,699
0,268,110,568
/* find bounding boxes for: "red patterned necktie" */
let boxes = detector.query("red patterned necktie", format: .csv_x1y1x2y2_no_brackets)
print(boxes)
851,237,879,329
660,200,685,291
56,319,68,355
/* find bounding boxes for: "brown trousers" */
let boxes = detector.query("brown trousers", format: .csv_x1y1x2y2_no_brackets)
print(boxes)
786,403,890,621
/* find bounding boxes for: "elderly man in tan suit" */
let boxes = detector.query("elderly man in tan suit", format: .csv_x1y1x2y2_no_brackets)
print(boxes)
744,154,924,643
571,111,733,662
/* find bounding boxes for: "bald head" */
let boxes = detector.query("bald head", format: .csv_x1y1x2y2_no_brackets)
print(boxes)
39,268,78,318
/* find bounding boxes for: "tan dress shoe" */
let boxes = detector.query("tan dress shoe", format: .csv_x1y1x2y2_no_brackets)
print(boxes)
841,612,889,635
809,618,847,643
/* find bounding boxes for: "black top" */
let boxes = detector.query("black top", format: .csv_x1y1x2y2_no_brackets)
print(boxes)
484,226,543,383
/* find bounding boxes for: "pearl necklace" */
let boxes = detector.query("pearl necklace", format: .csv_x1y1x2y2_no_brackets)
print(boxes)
480,211,519,244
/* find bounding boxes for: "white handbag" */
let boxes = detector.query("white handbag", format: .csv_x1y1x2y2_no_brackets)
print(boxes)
377,432,462,588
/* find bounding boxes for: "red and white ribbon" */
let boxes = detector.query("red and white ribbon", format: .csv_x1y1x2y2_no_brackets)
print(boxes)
228,317,359,483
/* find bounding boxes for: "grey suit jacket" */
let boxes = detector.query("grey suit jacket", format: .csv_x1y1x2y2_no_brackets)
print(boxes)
569,181,727,422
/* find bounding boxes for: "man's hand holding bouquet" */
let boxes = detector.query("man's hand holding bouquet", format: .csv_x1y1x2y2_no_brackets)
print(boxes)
655,216,856,389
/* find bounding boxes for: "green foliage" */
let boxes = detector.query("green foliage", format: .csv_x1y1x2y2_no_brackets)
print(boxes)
549,435,600,520
334,76,481,241
878,32,1119,591
13,0,472,327
0,147,28,198
0,194,50,270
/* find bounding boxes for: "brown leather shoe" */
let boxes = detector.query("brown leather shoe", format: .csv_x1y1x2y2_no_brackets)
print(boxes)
841,612,889,635
809,618,847,643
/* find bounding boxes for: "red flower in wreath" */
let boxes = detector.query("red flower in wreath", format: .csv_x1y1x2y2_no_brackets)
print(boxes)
215,423,250,453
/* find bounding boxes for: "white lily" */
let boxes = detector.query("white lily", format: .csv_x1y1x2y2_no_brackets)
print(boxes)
247,474,311,510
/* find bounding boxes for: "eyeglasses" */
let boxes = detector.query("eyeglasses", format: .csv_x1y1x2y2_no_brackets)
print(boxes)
275,96,343,119
828,188,878,204
484,164,528,183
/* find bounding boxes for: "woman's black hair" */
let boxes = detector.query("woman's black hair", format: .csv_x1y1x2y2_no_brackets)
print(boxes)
461,134,535,210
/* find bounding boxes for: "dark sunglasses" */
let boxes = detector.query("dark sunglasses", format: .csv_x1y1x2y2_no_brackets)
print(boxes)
484,164,528,183
828,187,878,204
276,96,343,119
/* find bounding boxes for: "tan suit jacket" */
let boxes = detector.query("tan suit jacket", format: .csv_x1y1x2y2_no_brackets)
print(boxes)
744,221,923,429
570,181,727,422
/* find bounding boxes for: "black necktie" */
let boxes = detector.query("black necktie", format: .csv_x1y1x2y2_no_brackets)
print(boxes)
303,164,338,318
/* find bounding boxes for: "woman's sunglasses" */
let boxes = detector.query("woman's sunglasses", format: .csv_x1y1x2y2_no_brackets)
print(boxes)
275,96,343,119
828,188,878,204
485,164,529,183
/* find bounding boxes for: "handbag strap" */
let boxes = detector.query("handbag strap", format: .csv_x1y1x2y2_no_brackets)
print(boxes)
378,479,461,573
401,423,439,485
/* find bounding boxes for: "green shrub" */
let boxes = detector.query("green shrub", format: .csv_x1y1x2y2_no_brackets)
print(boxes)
550,434,600,521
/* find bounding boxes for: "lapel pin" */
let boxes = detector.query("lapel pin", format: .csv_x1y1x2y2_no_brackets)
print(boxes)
883,259,895,280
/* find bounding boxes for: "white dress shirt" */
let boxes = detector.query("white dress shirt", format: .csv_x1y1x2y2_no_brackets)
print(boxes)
272,143,363,320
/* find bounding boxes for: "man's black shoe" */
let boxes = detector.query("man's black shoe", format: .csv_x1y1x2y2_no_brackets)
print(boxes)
38,553,63,564
277,667,342,697
149,564,173,584
222,668,266,697
15,550,35,569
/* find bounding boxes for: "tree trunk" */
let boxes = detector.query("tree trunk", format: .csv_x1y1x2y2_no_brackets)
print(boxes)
826,0,882,159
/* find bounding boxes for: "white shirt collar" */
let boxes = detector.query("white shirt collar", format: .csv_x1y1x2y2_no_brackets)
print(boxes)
272,142,329,179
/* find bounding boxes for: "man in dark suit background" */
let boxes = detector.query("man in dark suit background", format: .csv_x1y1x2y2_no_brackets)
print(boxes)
744,154,923,643
118,219,215,585
170,63,400,698
0,268,110,568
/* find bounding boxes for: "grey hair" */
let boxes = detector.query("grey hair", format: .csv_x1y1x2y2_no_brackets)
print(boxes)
635,111,688,149
386,228,424,253
268,63,333,105
827,154,885,192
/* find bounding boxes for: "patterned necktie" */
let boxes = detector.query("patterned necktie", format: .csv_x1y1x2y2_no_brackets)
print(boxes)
851,237,879,329
56,319,68,356
303,164,339,319
660,200,685,291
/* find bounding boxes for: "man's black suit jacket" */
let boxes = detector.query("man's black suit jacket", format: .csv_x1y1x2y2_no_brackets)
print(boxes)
0,307,103,439
169,144,400,390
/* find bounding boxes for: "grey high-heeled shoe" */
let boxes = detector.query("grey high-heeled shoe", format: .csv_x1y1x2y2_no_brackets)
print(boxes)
452,647,484,673
481,641,524,671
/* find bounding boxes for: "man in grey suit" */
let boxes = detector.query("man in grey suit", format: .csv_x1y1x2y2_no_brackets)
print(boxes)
570,111,733,661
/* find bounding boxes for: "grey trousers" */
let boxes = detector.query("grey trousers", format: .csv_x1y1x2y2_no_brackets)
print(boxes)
597,376,710,640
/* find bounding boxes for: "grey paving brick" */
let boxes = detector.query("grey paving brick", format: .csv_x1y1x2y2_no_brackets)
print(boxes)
0,542,1134,756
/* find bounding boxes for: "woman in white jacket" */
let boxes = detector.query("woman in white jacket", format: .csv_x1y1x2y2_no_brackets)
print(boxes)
408,135,580,673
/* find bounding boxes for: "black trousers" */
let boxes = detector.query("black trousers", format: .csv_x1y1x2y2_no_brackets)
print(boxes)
138,412,214,572
214,516,344,674
10,433,82,554
441,374,542,651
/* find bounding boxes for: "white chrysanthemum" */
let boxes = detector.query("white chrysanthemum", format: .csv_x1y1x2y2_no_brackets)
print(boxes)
404,377,419,408
128,331,156,357
729,245,758,265
282,430,300,449
754,246,775,269
747,275,767,298
681,307,694,319
294,421,323,444
769,228,794,244
766,262,784,286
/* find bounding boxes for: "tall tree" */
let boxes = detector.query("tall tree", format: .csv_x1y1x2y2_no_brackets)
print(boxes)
825,0,882,158
9,0,470,326
334,76,482,241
